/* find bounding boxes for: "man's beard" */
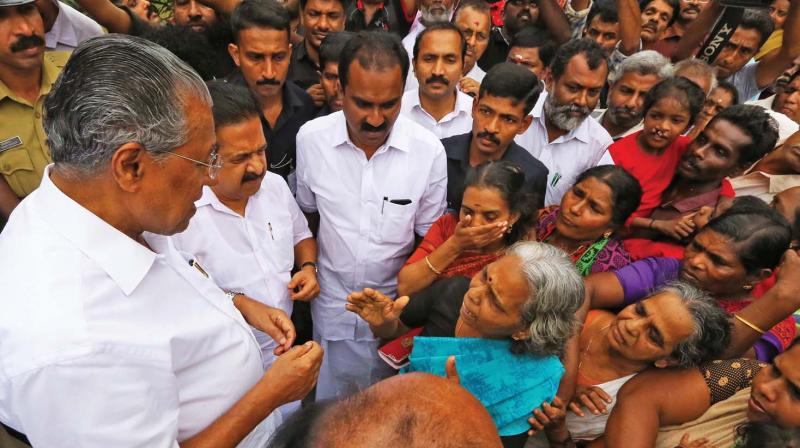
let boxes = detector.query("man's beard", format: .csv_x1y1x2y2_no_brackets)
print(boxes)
544,93,591,132
421,5,452,23
606,104,642,129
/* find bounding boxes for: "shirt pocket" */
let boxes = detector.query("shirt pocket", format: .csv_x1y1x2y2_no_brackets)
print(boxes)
0,147,36,196
379,201,417,244
266,221,296,272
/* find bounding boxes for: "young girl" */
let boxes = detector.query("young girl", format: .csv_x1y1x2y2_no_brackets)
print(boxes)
609,77,706,224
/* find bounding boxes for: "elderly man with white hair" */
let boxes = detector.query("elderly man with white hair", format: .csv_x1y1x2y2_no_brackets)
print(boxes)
0,34,322,447
592,50,673,141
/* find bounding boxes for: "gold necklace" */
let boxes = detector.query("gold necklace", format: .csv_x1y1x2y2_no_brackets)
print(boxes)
577,324,612,373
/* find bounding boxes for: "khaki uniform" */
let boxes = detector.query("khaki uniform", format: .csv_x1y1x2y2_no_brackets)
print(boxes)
0,51,69,198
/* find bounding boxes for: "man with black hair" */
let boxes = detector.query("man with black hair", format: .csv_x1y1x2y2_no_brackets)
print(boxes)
506,27,557,78
0,0,69,221
74,0,236,77
676,1,800,102
515,39,614,206
477,0,572,71
295,31,447,400
227,0,317,184
172,81,319,379
317,31,355,116
452,0,491,96
582,0,620,54
652,0,712,58
442,62,549,211
400,23,473,138
288,0,345,106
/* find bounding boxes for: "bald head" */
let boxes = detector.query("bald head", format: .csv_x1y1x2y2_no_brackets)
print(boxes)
268,373,502,448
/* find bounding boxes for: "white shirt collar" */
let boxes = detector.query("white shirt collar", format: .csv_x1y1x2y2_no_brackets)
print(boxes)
407,89,473,119
36,165,157,295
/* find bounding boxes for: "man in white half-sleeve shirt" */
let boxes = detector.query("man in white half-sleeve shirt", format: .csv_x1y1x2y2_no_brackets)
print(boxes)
296,31,447,400
515,39,614,206
400,22,473,139
0,35,322,447
172,81,319,372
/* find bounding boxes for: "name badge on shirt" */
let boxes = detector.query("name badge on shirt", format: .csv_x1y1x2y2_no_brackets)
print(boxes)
0,136,22,154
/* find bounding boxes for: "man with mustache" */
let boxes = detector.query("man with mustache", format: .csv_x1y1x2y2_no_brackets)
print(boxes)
295,31,447,400
442,62,549,211
0,0,69,222
400,23,473,139
172,81,319,384
675,1,800,103
75,0,237,78
401,0,455,91
453,0,491,97
0,33,323,448
515,39,614,206
652,0,711,58
288,0,345,107
226,0,317,184
477,0,571,72
593,50,673,140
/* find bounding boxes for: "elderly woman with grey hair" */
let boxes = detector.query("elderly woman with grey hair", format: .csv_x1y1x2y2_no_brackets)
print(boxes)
543,282,732,446
347,241,585,447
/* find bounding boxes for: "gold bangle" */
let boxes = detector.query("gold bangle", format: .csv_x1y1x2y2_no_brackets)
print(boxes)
733,313,767,335
424,256,443,276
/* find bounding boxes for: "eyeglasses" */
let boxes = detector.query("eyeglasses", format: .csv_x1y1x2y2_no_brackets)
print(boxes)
165,149,224,179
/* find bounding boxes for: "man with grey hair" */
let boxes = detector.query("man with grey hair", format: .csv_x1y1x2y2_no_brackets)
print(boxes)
0,34,322,447
673,57,717,96
593,50,673,140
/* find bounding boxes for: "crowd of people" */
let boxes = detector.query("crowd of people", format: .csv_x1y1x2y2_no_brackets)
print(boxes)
2,0,800,445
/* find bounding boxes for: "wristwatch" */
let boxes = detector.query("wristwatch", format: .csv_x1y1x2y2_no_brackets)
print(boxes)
300,261,318,273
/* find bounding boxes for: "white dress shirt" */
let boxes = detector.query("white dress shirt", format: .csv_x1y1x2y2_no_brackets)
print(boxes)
747,95,799,145
515,93,614,206
400,89,474,139
0,167,277,447
464,63,486,83
171,173,312,368
295,112,447,342
45,0,104,51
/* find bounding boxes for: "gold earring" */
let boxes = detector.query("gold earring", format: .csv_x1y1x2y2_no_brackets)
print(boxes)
602,230,612,239
743,284,753,291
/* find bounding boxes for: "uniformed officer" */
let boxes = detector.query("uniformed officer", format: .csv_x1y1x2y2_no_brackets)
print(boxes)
0,0,69,221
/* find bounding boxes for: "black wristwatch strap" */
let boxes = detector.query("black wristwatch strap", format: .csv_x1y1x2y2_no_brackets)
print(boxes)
300,261,318,271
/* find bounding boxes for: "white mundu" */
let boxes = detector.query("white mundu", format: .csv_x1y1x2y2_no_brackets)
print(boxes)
0,167,278,447
172,172,313,369
296,111,447,399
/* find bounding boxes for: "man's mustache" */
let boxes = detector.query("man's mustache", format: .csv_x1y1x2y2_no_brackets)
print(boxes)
256,78,281,86
426,75,450,85
242,171,265,183
361,122,387,132
11,34,44,53
476,131,500,145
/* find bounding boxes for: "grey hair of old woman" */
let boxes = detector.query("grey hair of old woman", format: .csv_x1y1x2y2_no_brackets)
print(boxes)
508,241,585,357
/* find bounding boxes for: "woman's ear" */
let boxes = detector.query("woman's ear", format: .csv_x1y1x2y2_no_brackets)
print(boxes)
511,327,530,341
653,358,680,369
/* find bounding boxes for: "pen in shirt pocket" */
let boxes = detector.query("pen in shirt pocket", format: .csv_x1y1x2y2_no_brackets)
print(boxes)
381,197,412,214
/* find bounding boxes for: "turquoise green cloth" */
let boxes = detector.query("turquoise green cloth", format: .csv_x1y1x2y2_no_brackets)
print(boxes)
401,337,564,436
